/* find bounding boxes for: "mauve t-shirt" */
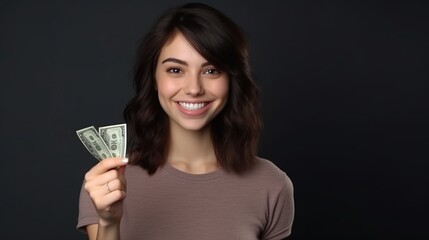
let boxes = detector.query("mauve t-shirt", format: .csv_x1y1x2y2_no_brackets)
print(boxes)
77,157,294,240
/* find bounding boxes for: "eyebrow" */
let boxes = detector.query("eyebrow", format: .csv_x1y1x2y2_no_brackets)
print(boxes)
161,57,211,67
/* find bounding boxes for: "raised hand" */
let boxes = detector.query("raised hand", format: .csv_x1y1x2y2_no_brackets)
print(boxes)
84,157,128,226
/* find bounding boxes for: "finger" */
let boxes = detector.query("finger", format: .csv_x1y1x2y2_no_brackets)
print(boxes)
94,190,126,210
85,157,128,181
117,165,126,176
87,182,126,206
117,165,127,190
86,167,126,190
105,179,124,193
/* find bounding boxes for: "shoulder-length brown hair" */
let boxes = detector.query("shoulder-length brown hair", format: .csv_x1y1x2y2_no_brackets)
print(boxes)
124,3,262,175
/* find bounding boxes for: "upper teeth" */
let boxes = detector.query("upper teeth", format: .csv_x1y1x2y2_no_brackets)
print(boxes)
179,102,207,110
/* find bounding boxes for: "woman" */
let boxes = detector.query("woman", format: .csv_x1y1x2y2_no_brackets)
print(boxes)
77,3,294,240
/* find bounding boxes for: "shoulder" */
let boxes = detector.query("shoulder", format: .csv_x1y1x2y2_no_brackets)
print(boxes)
243,157,293,193
252,157,291,182
123,164,152,181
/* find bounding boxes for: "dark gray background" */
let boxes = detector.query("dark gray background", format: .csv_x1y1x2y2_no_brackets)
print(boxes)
1,0,428,239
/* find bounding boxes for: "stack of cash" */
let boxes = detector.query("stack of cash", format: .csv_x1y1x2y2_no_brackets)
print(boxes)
76,123,127,161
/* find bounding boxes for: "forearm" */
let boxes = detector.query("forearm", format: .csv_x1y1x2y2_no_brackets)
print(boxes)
87,221,121,240
96,220,121,240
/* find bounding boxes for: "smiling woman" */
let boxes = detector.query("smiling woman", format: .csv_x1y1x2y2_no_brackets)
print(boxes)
77,3,294,240
156,31,229,132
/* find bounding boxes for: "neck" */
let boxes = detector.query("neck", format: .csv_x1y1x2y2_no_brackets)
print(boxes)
167,123,218,174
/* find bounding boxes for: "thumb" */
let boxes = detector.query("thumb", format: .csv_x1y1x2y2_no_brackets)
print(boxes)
117,157,128,175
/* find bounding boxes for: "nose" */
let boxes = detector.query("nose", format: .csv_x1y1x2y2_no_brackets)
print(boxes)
184,73,204,96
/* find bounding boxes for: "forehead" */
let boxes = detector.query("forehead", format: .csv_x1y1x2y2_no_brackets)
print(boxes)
158,31,207,63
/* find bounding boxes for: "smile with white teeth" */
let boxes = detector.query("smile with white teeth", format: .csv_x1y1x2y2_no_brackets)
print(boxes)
178,102,208,110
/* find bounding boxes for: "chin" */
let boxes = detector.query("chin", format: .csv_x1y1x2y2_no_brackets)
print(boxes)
174,119,212,131
180,123,209,131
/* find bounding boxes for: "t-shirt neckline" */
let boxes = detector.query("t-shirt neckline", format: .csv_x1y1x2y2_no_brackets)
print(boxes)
162,163,226,181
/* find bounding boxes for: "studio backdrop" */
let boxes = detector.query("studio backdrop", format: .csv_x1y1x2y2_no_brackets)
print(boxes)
1,0,428,239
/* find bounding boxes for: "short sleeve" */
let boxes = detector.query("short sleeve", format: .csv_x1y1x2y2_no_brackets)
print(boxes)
76,180,99,232
261,174,295,240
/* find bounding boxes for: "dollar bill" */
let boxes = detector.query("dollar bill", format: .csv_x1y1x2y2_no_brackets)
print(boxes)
76,126,113,161
99,123,127,158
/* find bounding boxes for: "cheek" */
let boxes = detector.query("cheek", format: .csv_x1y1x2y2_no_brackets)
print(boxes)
215,78,229,99
158,82,178,99
156,75,178,99
156,81,171,114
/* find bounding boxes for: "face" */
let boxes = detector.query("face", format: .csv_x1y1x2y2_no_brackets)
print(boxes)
155,32,229,132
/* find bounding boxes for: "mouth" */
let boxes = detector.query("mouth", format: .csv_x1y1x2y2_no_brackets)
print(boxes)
177,101,210,111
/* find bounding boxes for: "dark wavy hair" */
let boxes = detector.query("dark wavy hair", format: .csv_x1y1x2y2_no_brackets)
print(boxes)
124,2,262,175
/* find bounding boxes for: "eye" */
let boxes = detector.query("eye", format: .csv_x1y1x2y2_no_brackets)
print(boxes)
167,67,182,74
204,68,220,75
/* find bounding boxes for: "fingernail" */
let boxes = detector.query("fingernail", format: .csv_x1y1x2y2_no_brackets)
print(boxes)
122,158,129,163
